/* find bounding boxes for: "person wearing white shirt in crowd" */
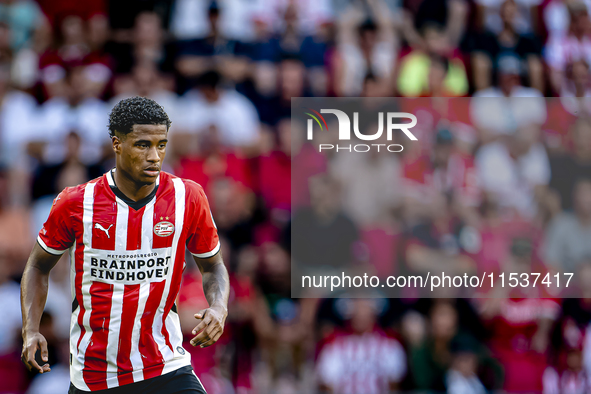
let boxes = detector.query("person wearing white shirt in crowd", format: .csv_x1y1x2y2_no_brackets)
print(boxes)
170,0,333,41
38,66,110,166
475,122,550,219
0,63,41,207
471,55,546,141
171,0,264,42
172,70,261,157
545,1,591,93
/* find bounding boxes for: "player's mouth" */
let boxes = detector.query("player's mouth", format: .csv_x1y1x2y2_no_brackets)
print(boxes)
143,167,160,177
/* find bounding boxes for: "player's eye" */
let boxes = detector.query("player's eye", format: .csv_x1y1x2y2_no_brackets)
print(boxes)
159,144,166,148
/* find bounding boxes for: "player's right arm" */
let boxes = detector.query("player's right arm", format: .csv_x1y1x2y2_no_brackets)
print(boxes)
20,243,62,374
21,188,75,373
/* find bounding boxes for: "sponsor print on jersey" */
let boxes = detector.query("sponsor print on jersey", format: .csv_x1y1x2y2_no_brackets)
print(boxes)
87,250,172,285
154,221,175,237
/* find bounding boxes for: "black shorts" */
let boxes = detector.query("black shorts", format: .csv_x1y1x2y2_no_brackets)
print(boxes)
68,366,207,394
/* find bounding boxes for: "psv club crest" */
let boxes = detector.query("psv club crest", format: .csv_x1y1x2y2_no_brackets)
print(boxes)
154,218,174,237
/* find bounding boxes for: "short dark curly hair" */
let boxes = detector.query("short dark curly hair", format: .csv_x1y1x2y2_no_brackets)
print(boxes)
108,96,172,138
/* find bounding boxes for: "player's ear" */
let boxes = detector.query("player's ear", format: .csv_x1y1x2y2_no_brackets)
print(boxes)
112,133,122,154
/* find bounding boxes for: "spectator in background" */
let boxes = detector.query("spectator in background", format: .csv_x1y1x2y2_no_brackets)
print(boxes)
408,302,490,392
170,0,266,43
38,13,111,99
470,55,546,141
36,0,106,29
445,340,488,394
255,54,307,127
332,0,397,97
175,2,251,85
560,59,591,98
0,0,49,52
106,11,175,77
254,2,325,66
0,62,40,206
404,191,477,281
402,128,480,211
252,1,332,103
549,118,591,210
397,22,468,97
479,236,559,393
330,128,402,227
82,14,112,99
255,240,314,393
423,55,457,97
254,1,330,98
39,66,110,166
37,13,110,97
258,0,333,37
475,123,550,218
0,254,27,394
402,0,468,51
545,1,591,94
173,123,254,203
110,62,179,127
475,0,542,36
469,0,544,92
545,178,591,273
30,131,105,236
38,14,88,99
473,54,544,97
291,173,360,271
174,70,261,156
544,263,591,393
316,298,407,394
257,118,292,222
543,0,585,39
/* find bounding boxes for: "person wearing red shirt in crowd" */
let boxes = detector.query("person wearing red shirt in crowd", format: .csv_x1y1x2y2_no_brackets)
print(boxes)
479,237,560,393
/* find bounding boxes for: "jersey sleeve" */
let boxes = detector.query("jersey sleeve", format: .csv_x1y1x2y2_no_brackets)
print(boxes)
37,188,75,255
185,181,220,258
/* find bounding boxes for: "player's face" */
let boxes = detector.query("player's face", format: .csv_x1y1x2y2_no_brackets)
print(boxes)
113,124,168,184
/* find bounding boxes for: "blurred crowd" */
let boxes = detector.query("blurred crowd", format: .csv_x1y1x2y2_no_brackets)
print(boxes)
0,0,591,393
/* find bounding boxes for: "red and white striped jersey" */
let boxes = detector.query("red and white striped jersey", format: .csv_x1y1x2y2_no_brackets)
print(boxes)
37,169,220,391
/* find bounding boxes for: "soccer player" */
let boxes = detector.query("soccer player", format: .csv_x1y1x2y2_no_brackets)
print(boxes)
20,97,229,393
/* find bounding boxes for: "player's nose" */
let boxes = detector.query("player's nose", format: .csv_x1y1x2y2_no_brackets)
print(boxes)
146,146,160,162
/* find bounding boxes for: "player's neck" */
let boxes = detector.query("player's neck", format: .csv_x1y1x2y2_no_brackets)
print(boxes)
113,168,156,202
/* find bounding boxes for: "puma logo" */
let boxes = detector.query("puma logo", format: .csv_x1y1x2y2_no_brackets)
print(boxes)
95,223,113,238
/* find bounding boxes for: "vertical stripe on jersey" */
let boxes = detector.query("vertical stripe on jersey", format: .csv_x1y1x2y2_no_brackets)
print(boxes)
103,197,128,388
129,197,159,382
83,281,113,390
70,181,97,392
83,191,125,389
126,206,145,251
139,190,171,379
154,178,185,353
116,283,139,386
140,282,166,379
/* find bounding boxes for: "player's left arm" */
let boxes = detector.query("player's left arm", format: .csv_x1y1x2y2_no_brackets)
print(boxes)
184,181,230,347
189,252,229,348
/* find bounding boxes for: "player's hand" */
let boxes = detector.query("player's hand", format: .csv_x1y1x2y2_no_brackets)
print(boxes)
21,332,51,374
190,305,227,348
